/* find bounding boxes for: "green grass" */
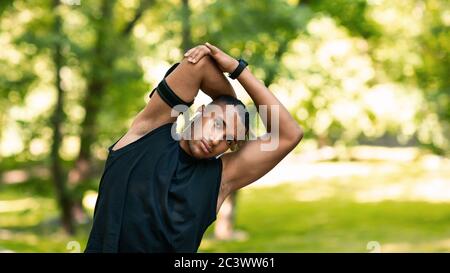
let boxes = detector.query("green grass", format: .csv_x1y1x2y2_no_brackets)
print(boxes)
201,188,450,252
1,159,450,252
0,178,90,252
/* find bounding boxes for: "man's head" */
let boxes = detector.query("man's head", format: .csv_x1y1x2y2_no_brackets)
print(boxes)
184,95,249,159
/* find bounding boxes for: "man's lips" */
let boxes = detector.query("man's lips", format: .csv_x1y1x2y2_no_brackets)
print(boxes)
200,139,212,154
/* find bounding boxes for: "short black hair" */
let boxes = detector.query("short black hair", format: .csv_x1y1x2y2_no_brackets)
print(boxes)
209,95,250,146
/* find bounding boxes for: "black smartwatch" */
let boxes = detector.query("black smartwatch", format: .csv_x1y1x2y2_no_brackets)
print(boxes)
228,58,248,80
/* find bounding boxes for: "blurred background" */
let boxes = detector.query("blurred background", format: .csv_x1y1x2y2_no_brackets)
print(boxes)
0,0,449,253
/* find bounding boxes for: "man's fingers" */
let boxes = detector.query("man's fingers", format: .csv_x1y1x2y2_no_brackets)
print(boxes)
204,42,220,54
185,45,213,63
184,48,194,56
190,53,198,62
204,47,212,55
186,48,198,60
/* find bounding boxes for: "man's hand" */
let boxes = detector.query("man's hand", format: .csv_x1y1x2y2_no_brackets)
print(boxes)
184,45,211,64
184,43,239,74
204,42,239,74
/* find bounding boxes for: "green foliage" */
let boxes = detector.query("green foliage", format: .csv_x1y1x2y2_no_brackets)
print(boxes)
198,0,312,85
1,0,448,162
308,0,379,38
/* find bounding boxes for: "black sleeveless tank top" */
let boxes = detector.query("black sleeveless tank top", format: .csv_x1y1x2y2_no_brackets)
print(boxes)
85,122,222,252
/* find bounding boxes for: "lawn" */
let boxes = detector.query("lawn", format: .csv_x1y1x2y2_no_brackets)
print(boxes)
1,157,450,253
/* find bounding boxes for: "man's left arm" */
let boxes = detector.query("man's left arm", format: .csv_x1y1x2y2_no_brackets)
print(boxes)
220,69,303,195
203,44,303,198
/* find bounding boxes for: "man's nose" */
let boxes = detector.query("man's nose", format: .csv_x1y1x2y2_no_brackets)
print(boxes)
207,132,221,146
210,137,220,146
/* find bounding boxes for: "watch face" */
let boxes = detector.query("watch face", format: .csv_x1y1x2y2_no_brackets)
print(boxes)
228,59,248,79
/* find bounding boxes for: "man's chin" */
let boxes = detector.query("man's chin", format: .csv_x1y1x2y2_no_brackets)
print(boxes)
192,148,209,159
190,145,214,159
187,144,204,159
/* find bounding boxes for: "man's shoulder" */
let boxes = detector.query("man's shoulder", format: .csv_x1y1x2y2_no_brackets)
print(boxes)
109,121,176,155
130,118,176,137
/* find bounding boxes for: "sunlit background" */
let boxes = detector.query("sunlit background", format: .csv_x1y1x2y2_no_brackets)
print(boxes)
0,0,449,252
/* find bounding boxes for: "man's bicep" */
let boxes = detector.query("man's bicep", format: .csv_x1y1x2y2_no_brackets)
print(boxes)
164,58,204,103
130,58,203,135
129,91,177,135
221,134,292,192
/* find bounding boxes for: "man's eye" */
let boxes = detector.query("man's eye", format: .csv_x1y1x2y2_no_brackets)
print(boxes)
214,120,222,128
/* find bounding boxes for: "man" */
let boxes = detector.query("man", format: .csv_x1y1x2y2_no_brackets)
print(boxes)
85,42,303,252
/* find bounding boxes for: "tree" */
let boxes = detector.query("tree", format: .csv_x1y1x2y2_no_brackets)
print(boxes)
49,0,75,234
67,0,155,222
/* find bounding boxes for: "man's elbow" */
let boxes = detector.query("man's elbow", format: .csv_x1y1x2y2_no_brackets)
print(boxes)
281,123,303,149
292,124,304,145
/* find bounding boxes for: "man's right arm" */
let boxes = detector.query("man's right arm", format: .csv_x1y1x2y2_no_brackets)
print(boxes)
130,48,236,136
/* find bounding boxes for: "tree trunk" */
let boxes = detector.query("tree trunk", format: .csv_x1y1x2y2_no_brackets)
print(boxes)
214,192,239,240
181,0,193,52
67,0,117,223
67,0,155,223
50,0,75,235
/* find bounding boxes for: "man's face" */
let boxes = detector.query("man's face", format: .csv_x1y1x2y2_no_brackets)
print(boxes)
186,103,246,159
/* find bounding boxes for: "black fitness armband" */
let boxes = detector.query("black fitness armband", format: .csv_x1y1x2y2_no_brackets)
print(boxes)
228,58,248,80
149,62,194,108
